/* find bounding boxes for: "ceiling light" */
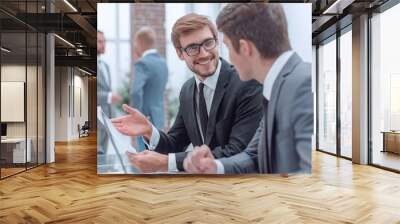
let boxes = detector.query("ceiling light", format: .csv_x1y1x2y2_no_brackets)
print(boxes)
63,0,78,12
1,47,11,53
78,67,92,76
322,0,354,15
54,34,75,48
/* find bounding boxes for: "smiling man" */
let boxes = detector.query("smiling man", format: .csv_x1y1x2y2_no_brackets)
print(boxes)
111,13,263,173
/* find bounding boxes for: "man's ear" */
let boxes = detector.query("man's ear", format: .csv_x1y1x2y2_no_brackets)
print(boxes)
239,39,252,57
176,48,184,60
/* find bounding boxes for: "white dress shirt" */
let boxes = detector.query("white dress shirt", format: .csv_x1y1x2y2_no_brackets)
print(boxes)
215,50,295,174
141,48,157,57
145,59,222,172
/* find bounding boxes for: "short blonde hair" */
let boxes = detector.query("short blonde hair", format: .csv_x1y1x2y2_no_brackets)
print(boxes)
171,13,218,49
135,26,156,48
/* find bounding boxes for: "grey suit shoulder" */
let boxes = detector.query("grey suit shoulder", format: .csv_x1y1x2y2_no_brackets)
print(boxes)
220,52,314,174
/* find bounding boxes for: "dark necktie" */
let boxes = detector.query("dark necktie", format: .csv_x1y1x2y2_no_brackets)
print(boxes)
262,98,272,173
198,83,208,142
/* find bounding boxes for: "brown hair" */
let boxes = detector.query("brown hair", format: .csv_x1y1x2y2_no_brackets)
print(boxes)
171,13,218,49
135,26,156,48
216,3,291,58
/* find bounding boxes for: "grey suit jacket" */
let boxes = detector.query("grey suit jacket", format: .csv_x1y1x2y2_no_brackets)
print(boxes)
97,60,112,117
130,52,168,129
97,60,113,154
219,53,313,174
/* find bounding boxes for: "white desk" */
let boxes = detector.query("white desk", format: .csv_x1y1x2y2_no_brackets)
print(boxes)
1,138,31,163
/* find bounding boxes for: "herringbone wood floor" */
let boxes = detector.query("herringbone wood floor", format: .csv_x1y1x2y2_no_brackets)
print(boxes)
1,134,400,223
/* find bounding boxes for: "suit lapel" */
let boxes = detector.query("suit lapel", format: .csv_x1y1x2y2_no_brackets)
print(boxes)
258,117,267,173
266,77,284,172
266,53,301,172
204,59,230,145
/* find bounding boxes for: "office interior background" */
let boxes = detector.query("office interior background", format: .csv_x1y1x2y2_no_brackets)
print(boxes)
314,0,400,172
0,0,97,179
0,0,400,223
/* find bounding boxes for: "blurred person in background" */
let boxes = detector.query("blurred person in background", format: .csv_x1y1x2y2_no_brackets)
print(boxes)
97,30,121,154
130,26,169,151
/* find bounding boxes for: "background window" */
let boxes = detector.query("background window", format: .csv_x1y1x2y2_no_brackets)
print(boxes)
340,29,352,158
371,3,400,171
318,38,337,155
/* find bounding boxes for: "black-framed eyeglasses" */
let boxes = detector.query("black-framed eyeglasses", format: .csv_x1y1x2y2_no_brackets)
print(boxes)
181,38,217,56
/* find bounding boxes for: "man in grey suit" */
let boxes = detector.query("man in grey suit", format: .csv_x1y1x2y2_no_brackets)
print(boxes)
97,31,121,154
184,3,313,174
131,27,168,130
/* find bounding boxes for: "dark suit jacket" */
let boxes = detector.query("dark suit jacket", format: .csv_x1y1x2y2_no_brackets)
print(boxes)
154,58,263,170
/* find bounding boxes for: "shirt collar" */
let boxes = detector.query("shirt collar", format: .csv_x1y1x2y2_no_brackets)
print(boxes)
142,48,157,58
263,50,294,100
194,58,222,91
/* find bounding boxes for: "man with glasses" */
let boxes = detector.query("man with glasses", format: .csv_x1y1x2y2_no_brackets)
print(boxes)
111,13,263,173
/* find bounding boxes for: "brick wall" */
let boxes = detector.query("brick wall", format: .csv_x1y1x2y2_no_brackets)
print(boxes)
131,3,166,57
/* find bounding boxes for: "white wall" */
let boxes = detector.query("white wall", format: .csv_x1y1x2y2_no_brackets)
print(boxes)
72,73,89,138
2,64,46,164
1,65,28,138
1,64,36,137
55,67,68,141
54,67,89,141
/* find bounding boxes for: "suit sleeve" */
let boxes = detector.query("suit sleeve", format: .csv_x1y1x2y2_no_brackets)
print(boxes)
218,118,263,174
130,61,149,112
174,81,263,171
154,91,191,155
211,81,263,158
291,75,313,173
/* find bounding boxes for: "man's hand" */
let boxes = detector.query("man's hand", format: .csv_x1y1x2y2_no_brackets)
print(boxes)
111,104,153,139
183,145,217,174
111,92,121,104
126,150,168,173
